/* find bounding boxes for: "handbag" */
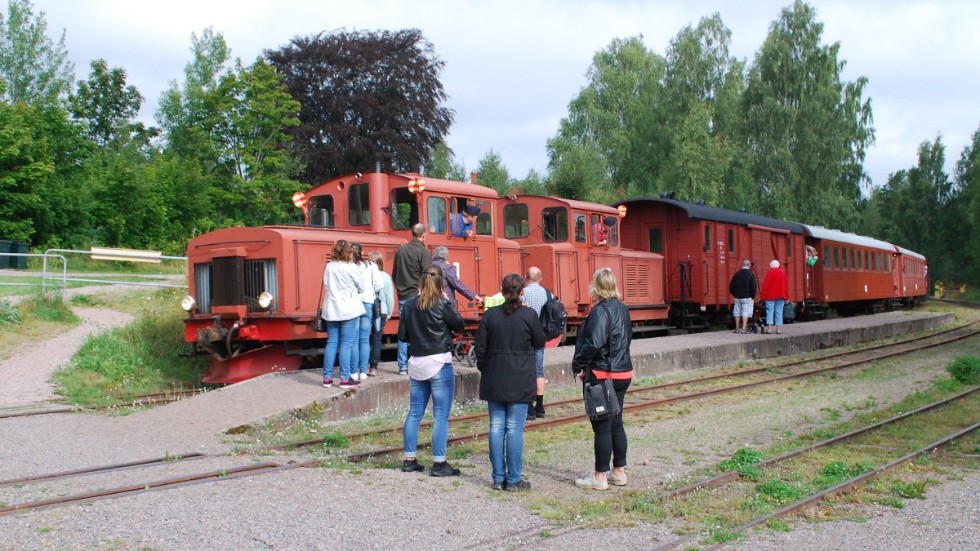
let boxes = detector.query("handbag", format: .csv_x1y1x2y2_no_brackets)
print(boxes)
311,308,327,332
583,378,620,419
373,298,382,318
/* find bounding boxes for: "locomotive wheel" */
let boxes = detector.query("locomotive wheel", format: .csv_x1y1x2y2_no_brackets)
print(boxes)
466,345,477,367
452,342,467,361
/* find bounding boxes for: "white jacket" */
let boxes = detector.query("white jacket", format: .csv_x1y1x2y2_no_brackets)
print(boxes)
355,261,384,304
322,260,364,321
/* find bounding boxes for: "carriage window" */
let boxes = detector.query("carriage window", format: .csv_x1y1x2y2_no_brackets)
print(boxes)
704,225,711,252
308,196,334,227
833,247,840,269
389,187,418,230
348,183,369,226
786,235,792,258
542,208,568,242
649,227,663,254
728,228,735,253
823,245,830,268
574,214,587,243
849,249,855,271
472,200,492,236
857,250,863,270
504,204,529,238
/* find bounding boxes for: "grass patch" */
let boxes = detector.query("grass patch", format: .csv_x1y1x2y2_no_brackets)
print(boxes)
51,287,206,407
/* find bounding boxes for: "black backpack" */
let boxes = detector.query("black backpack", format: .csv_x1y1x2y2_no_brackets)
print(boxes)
539,289,568,341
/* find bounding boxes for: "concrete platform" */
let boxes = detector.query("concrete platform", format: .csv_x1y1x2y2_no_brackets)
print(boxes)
143,310,954,437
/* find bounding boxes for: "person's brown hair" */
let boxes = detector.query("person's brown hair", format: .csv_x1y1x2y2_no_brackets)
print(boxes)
418,268,445,310
369,251,384,271
331,240,352,262
589,267,620,301
501,273,525,314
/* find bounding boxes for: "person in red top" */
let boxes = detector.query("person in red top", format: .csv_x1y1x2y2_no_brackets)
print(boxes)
759,259,789,334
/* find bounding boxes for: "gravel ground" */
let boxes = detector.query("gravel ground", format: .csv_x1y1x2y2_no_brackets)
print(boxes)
0,296,977,550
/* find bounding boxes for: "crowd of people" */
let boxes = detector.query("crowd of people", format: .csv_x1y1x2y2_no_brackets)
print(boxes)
317,224,635,490
727,257,791,335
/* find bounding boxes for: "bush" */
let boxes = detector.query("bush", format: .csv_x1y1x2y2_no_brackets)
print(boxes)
946,356,980,385
0,300,21,326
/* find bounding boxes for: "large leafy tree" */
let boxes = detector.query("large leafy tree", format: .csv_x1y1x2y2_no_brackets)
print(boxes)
548,36,664,199
69,59,151,148
955,125,980,285
742,1,873,228
424,142,466,181
266,29,453,183
475,150,510,195
0,88,51,242
0,0,73,106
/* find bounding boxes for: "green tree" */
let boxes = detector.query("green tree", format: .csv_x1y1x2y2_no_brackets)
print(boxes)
266,29,454,182
475,150,510,194
424,142,466,181
548,36,664,199
0,0,73,106
0,91,51,241
69,59,151,148
742,1,873,228
955,125,980,285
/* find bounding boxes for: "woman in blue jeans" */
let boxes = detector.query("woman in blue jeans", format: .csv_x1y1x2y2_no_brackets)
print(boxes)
398,267,465,476
474,273,545,491
321,240,364,389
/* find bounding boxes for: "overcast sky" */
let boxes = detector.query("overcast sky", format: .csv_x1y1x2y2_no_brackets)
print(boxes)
33,0,980,190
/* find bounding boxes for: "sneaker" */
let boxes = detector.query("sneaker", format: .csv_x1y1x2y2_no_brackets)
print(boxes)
401,459,425,473
491,481,506,491
338,379,360,389
504,479,531,492
575,475,608,491
607,472,628,486
398,369,408,376
368,367,377,377
429,462,460,477
322,377,333,388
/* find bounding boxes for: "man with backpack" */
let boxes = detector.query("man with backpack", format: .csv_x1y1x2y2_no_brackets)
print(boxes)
521,267,551,420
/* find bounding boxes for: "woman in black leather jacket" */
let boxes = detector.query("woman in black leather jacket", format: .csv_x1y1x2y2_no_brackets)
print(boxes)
398,266,465,477
572,268,633,490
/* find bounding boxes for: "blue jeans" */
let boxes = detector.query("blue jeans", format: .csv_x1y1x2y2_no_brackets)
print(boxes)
487,401,528,484
403,363,455,461
353,301,372,375
534,348,544,379
323,318,357,381
397,301,408,372
765,299,785,327
370,314,387,368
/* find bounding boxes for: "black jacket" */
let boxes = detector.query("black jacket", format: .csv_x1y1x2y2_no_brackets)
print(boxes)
397,296,464,357
474,305,545,403
729,268,758,299
571,298,633,378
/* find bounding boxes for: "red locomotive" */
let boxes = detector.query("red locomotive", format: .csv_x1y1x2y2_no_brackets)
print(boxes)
180,172,667,384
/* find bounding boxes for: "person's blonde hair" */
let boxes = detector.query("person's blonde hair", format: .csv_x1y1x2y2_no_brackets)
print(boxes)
589,267,621,301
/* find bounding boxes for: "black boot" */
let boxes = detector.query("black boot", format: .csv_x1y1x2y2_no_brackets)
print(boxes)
534,394,545,417
526,402,537,421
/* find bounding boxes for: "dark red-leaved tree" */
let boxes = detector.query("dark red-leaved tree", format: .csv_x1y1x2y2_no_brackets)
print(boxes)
266,28,454,184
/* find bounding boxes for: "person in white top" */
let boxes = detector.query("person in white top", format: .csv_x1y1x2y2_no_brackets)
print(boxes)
350,242,383,381
321,240,364,388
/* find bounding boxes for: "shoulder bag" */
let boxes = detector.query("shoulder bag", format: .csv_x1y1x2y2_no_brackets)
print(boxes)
312,270,327,333
583,364,621,420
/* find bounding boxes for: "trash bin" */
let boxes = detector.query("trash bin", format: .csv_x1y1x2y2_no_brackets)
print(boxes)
12,241,29,269
0,239,11,269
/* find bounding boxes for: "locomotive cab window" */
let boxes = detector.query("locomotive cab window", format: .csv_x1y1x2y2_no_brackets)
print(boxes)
542,208,569,242
590,214,617,246
574,213,586,243
504,204,529,238
389,187,419,230
348,183,369,226
428,197,448,233
308,196,334,228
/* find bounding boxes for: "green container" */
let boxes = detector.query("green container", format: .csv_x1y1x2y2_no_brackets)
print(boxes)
12,241,28,269
0,239,11,269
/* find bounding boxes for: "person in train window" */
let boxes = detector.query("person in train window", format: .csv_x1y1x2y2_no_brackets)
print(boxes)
450,204,480,238
575,219,587,243
760,259,789,335
592,216,617,246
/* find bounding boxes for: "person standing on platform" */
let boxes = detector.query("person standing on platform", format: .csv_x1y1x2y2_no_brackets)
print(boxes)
520,266,549,420
474,273,545,491
368,251,395,377
392,224,431,375
431,246,483,309
729,259,757,334
760,259,789,335
398,269,465,477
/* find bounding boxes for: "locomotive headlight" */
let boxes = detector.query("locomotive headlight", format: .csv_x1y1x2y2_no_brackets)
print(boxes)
180,295,196,312
258,292,274,309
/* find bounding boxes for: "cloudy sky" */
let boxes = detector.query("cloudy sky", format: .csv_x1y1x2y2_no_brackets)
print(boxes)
33,0,980,189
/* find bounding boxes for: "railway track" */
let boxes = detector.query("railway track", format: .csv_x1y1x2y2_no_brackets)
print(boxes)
2,321,975,521
0,389,203,419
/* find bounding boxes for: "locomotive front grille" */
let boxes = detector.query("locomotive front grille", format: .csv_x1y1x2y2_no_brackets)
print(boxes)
193,258,278,314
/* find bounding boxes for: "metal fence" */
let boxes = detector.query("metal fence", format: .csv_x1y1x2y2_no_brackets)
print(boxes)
0,248,187,300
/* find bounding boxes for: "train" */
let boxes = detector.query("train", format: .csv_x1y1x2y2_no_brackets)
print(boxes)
180,172,927,384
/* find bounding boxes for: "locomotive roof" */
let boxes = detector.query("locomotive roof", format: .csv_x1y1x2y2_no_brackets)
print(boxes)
513,195,620,215
800,224,897,252
617,197,805,234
